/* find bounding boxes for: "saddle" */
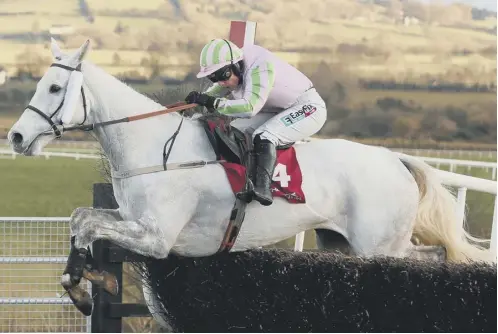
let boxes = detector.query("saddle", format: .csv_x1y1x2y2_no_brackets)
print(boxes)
200,117,293,167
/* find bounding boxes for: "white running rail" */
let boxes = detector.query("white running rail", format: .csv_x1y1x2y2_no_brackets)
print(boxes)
0,149,100,160
0,217,91,333
417,157,496,180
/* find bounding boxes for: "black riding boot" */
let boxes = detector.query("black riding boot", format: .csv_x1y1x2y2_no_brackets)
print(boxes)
235,152,256,203
252,137,277,206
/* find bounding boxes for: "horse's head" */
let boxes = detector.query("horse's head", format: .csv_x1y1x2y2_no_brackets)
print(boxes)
8,38,91,155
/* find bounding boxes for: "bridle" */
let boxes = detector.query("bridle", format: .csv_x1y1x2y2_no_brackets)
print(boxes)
24,62,197,147
25,63,87,139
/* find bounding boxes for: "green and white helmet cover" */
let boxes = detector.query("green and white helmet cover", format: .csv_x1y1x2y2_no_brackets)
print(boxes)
196,38,244,78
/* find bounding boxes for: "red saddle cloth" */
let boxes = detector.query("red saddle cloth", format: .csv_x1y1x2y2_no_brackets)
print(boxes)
221,146,306,204
203,119,306,204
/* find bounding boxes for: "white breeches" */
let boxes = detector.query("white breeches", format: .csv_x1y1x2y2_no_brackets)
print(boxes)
230,88,327,146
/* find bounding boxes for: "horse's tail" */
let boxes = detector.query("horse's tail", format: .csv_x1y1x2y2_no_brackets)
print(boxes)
397,152,495,264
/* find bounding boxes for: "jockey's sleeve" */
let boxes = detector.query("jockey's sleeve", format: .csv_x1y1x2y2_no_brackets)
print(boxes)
214,61,276,118
204,83,225,96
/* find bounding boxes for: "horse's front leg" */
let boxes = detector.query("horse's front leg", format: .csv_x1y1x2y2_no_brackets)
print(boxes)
62,236,119,293
74,214,170,259
61,207,123,316
64,208,122,287
65,194,196,316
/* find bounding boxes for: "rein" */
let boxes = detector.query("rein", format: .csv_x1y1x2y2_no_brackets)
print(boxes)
62,102,198,133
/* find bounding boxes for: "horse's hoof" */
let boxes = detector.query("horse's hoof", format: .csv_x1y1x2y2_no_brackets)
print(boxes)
410,245,447,262
66,285,93,316
60,273,73,290
83,268,119,296
102,270,119,296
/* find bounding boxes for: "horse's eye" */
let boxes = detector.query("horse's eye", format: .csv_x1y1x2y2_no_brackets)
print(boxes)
49,84,61,93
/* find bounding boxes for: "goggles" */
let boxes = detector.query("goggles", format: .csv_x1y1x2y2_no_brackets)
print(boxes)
207,66,232,83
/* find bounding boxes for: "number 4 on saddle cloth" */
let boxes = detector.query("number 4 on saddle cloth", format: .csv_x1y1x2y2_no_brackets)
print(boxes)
200,118,307,253
201,118,306,204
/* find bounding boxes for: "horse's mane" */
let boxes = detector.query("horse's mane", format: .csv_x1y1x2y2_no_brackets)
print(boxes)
145,85,235,123
90,61,233,124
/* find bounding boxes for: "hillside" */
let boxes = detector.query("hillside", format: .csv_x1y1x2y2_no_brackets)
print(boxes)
0,0,496,146
0,0,495,85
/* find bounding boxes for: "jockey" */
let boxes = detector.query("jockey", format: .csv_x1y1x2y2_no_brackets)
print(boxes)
185,39,327,206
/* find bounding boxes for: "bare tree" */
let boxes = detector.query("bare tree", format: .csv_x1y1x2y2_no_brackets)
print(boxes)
140,50,165,79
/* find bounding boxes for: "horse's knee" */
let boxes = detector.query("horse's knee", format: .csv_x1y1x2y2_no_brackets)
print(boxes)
69,207,93,234
71,207,93,217
148,239,169,259
74,225,97,249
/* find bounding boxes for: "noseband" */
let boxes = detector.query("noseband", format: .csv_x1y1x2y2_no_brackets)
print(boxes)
25,63,87,139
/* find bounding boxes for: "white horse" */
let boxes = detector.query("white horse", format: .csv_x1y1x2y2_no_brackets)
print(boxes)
7,39,493,321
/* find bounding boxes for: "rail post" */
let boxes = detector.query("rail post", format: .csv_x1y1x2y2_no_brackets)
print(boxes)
90,183,149,333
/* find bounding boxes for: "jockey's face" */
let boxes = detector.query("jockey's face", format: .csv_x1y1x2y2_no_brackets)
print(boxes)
218,72,239,90
208,65,240,90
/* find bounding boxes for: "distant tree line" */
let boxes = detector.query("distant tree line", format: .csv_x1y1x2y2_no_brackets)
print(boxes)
301,61,497,144
360,80,496,93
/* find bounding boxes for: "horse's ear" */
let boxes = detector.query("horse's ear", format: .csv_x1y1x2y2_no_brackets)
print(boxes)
50,37,63,60
70,39,91,65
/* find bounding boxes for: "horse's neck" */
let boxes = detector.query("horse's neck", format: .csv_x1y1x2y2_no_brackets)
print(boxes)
81,62,212,171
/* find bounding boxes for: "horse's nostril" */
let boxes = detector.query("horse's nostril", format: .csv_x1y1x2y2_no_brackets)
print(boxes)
11,132,23,145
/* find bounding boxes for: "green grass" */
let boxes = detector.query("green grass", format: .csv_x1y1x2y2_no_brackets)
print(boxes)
0,156,104,216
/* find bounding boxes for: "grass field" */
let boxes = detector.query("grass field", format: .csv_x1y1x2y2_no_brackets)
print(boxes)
0,156,104,216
